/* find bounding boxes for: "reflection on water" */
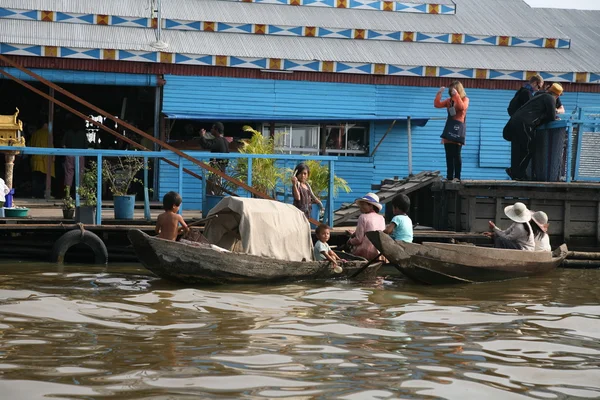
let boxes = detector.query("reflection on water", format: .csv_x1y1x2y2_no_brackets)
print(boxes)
0,262,599,399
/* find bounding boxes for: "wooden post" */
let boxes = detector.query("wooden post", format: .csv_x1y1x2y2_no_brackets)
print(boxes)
563,200,571,242
144,156,151,221
596,201,600,246
45,88,54,200
467,197,476,232
494,197,503,226
4,151,16,189
407,116,413,176
247,158,253,198
328,160,335,227
96,154,102,225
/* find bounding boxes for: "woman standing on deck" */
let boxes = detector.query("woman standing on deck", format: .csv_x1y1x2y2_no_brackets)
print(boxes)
434,81,469,182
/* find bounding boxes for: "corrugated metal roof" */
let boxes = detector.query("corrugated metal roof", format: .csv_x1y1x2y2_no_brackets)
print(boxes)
1,0,567,38
0,18,589,73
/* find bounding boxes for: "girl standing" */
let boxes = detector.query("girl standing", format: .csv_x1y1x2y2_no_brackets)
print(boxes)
434,81,469,181
291,163,324,219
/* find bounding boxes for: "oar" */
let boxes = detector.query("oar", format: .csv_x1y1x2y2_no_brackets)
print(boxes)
187,214,218,228
182,215,218,243
350,252,381,279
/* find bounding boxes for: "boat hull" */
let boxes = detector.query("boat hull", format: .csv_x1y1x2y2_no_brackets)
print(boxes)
366,231,568,284
128,229,381,284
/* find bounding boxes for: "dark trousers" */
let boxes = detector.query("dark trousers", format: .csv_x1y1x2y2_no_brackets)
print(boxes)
444,143,462,180
509,121,535,180
31,171,46,198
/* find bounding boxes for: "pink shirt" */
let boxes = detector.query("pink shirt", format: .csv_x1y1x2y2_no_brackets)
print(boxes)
348,212,386,259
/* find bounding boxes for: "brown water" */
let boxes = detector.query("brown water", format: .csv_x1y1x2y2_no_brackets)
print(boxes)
0,262,599,399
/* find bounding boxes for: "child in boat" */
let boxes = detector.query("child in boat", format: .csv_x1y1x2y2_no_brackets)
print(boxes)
346,193,386,259
314,223,343,272
155,191,189,241
531,210,551,251
291,163,324,219
484,202,534,251
383,194,413,243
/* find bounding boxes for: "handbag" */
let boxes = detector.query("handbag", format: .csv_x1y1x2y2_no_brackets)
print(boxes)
440,118,466,144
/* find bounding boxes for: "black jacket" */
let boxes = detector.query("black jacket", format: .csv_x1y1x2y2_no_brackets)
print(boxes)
510,92,557,128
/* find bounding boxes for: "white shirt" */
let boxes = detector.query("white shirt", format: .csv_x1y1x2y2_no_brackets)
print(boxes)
314,240,331,261
535,233,551,251
0,178,9,203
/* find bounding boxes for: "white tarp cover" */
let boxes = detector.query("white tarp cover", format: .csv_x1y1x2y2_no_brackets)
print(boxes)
204,197,314,262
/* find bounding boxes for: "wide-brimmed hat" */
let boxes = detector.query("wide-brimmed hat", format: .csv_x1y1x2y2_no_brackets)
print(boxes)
504,202,532,223
355,193,383,212
531,211,549,232
548,83,563,96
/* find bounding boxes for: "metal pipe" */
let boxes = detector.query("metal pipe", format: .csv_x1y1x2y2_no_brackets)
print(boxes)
408,116,413,176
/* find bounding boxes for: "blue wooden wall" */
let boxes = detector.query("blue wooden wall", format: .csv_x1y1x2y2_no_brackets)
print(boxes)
161,76,600,210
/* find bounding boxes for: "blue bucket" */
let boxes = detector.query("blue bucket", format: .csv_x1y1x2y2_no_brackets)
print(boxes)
5,188,14,208
113,195,135,220
204,195,224,218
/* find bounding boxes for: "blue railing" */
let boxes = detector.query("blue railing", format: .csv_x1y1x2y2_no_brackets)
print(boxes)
0,146,339,226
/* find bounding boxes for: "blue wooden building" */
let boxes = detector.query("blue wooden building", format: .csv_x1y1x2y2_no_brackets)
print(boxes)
1,0,599,210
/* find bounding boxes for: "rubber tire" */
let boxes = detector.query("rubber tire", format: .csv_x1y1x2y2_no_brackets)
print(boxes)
51,229,108,265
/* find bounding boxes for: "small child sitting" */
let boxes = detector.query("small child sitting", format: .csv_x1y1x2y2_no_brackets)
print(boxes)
314,223,343,273
155,191,189,241
384,194,413,242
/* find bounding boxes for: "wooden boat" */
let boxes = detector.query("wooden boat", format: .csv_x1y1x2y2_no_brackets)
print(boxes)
128,229,381,284
366,231,568,284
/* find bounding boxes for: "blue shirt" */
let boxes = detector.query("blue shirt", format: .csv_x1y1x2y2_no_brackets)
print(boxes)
391,214,413,242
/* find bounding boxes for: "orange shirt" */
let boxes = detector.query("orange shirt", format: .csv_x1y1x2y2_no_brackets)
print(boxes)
434,92,469,123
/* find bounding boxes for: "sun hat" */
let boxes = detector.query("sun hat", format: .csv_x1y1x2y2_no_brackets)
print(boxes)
548,83,563,96
504,202,532,223
355,192,383,212
531,210,549,232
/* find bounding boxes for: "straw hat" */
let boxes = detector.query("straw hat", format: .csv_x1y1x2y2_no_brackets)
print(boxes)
548,83,563,96
355,193,383,212
531,211,549,232
504,202,532,223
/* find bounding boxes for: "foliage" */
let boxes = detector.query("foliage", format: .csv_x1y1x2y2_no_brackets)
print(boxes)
77,162,98,207
102,157,146,196
287,159,351,198
233,126,285,197
62,186,75,210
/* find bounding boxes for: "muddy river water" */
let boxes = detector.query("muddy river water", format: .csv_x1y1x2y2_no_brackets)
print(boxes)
0,262,599,399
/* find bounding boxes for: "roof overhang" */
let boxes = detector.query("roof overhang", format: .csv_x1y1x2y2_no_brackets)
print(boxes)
164,113,429,127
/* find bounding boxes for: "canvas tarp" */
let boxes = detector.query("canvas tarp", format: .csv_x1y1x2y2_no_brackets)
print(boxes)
204,197,314,262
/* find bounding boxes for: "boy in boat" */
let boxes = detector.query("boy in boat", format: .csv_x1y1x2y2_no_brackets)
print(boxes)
484,202,534,251
155,191,189,241
314,224,343,273
383,194,413,243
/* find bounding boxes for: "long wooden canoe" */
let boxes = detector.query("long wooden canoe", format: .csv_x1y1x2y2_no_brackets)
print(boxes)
366,231,568,284
128,229,381,284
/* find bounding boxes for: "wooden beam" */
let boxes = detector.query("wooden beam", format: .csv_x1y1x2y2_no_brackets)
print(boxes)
563,200,571,242
467,197,476,232
494,197,503,226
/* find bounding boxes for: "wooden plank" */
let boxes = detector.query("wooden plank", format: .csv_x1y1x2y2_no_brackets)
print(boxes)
458,188,600,201
494,197,503,227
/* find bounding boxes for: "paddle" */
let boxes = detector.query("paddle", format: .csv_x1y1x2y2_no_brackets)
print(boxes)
350,252,381,279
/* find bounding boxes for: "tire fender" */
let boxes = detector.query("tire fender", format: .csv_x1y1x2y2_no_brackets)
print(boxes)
51,229,108,265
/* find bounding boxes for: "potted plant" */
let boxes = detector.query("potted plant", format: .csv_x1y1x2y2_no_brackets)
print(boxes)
62,186,75,219
233,126,284,198
76,162,98,224
103,157,146,220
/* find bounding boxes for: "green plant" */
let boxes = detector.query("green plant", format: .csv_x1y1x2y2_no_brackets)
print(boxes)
62,186,75,210
287,159,351,199
102,157,146,196
77,162,98,207
233,126,284,197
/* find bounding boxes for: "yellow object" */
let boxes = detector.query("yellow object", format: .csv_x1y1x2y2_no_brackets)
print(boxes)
30,126,55,177
0,108,25,147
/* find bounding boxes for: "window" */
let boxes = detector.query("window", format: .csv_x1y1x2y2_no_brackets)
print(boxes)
261,122,370,156
325,123,369,156
263,123,320,154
